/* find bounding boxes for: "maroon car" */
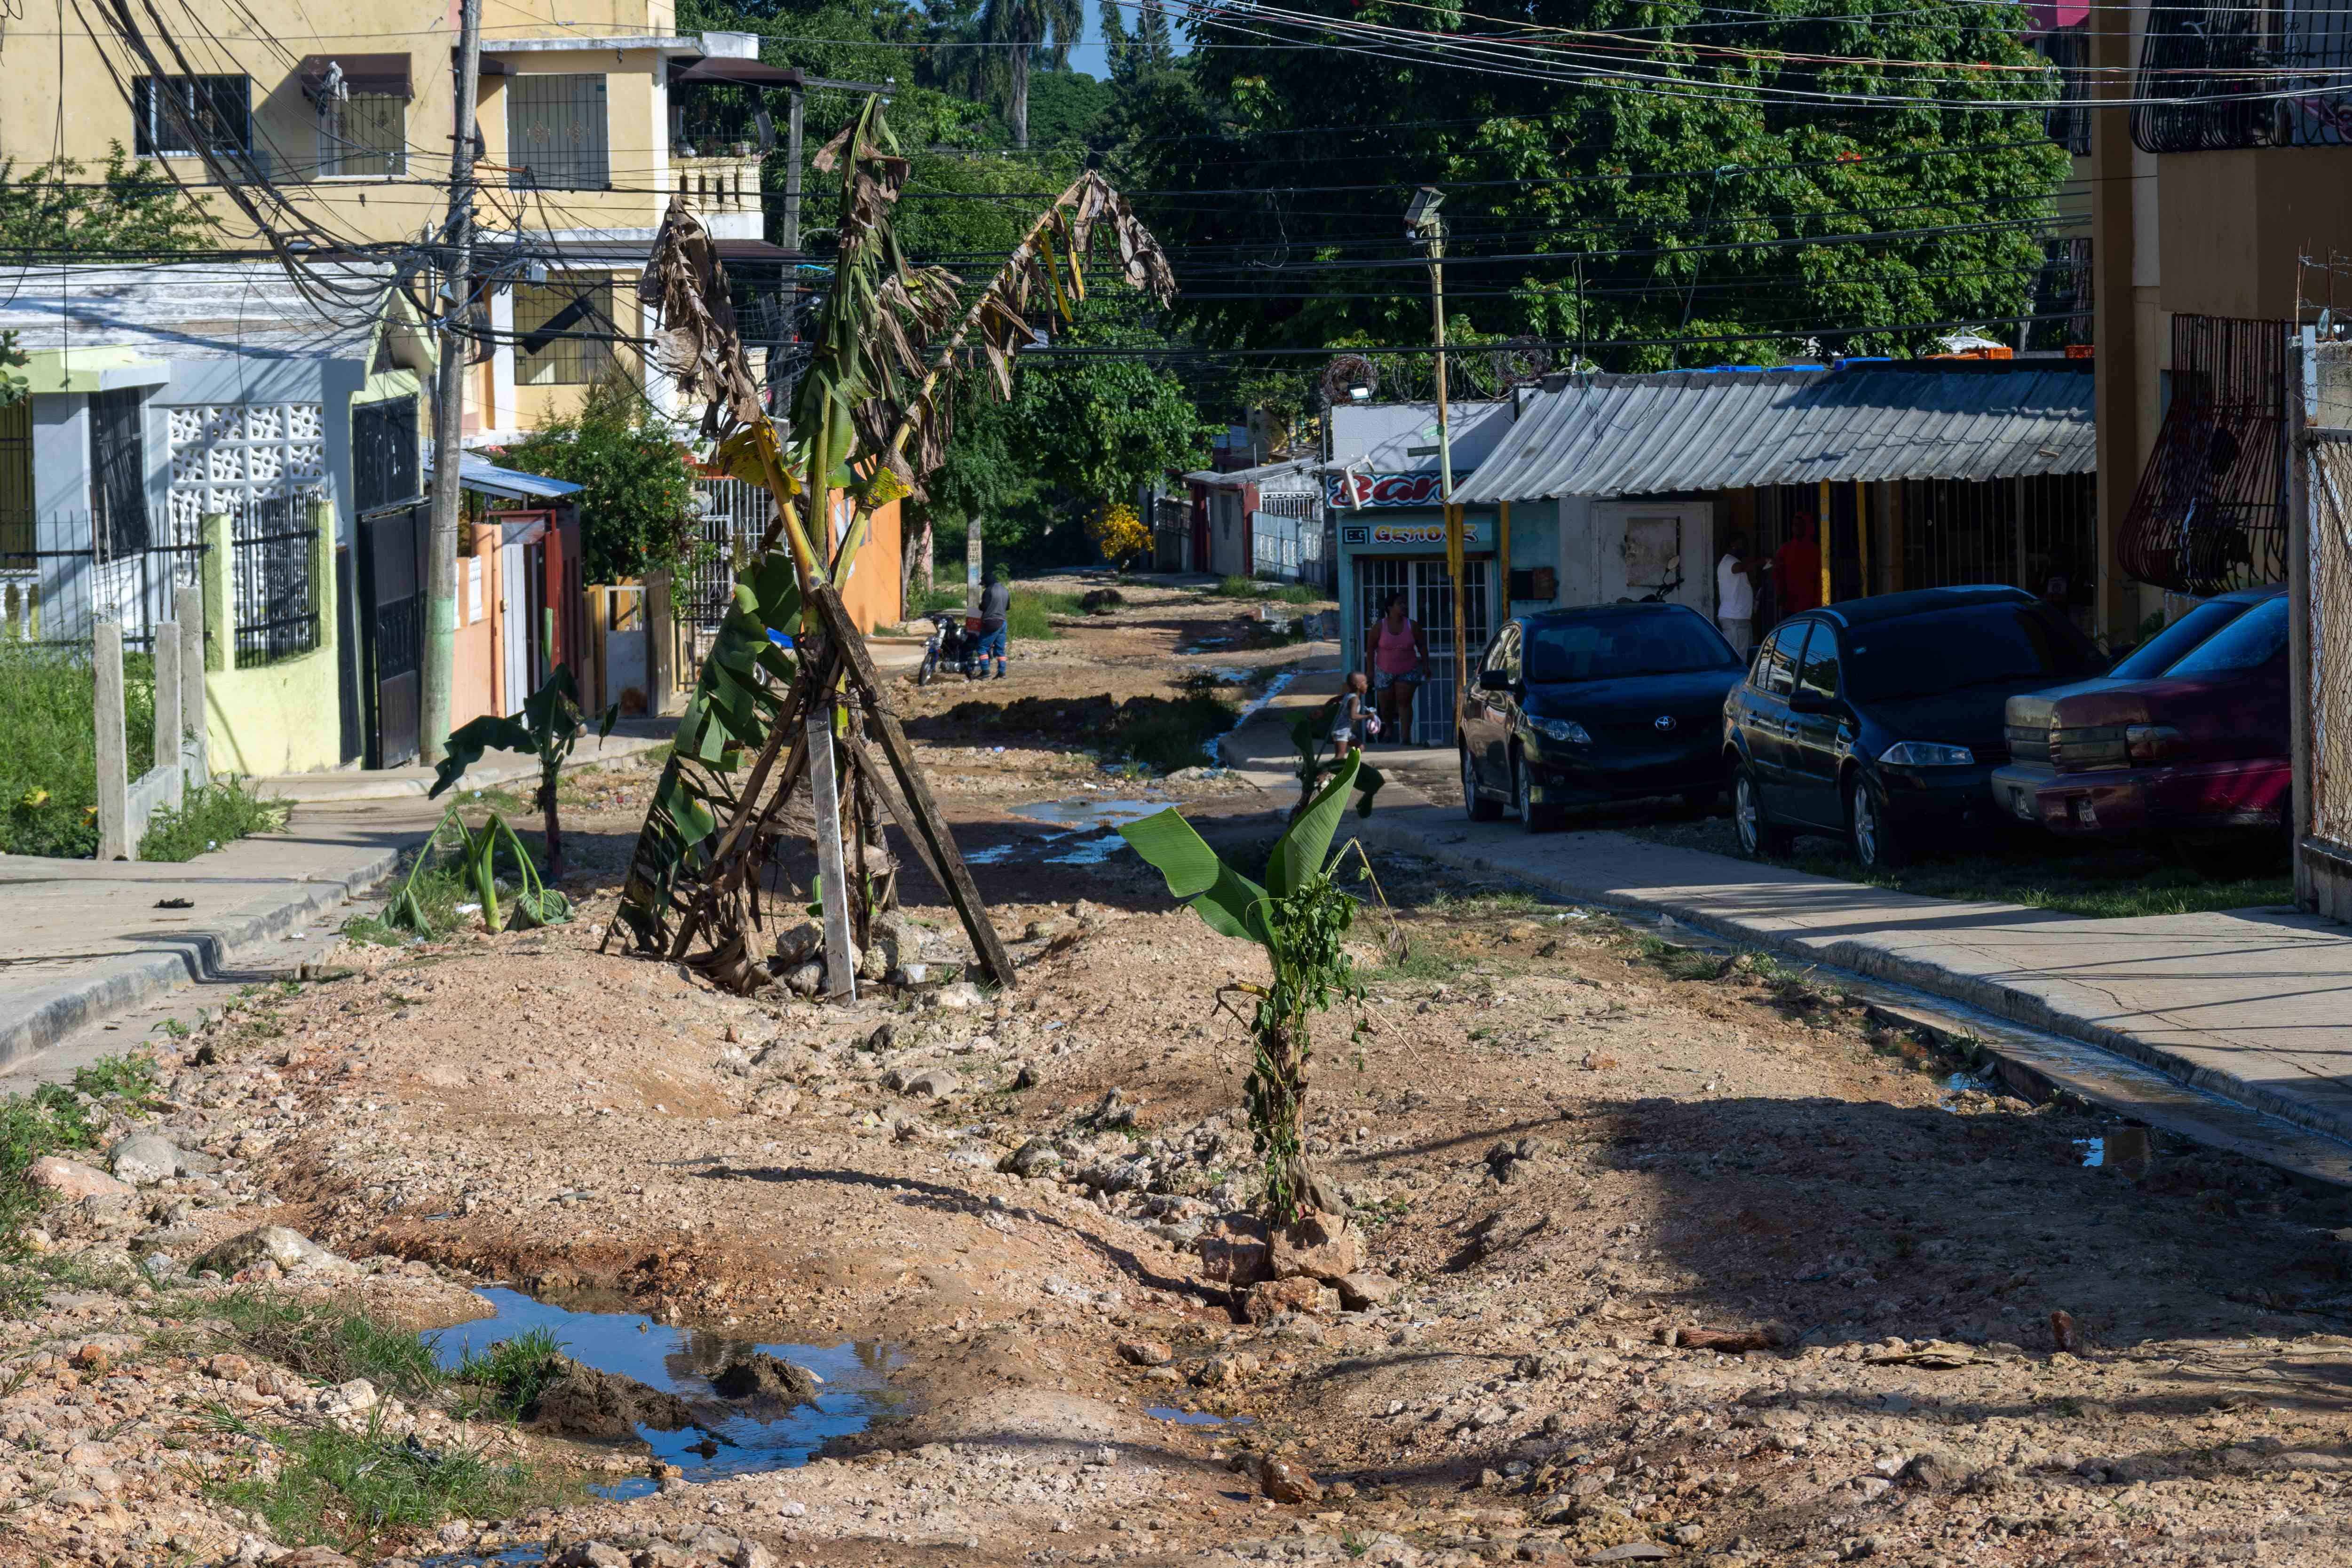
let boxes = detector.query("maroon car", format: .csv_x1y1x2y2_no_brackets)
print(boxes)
1989,590,2290,849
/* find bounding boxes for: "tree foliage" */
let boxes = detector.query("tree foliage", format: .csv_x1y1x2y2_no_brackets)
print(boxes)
1107,0,2071,369
500,374,701,584
0,144,216,255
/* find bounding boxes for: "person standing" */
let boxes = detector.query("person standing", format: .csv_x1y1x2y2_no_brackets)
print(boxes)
1365,591,1428,745
976,564,1012,679
1716,531,1767,657
1774,514,1822,620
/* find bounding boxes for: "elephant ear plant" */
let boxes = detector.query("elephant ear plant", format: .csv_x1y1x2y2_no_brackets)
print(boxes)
430,652,618,879
1119,750,1382,1227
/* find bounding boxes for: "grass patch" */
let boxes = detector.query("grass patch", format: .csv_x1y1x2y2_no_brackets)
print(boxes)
210,1291,443,1399
1631,816,2294,919
206,1408,570,1552
138,775,292,862
0,642,155,858
1368,936,1473,984
447,1325,566,1419
1008,588,1083,640
1214,575,1319,606
1,1052,162,1303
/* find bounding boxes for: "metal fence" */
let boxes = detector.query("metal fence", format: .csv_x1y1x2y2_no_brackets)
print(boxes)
1250,495,1333,588
2119,315,2289,596
0,514,206,649
230,502,318,666
1152,495,1191,573
2133,0,2352,152
687,477,773,628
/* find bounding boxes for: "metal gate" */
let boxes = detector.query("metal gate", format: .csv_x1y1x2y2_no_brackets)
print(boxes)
1354,555,1490,747
356,502,427,769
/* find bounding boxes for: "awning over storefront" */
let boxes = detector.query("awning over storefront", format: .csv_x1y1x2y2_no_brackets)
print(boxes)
1453,361,2095,504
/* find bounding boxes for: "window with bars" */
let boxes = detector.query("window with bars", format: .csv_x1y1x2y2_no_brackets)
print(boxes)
318,93,406,177
133,74,251,156
2030,27,2093,156
515,281,617,386
2133,0,2352,151
507,73,610,190
90,389,150,563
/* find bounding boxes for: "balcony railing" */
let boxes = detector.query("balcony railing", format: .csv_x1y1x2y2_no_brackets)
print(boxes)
2133,0,2352,152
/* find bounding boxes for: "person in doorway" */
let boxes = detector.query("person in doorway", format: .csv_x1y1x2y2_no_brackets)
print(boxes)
976,564,1012,679
1366,591,1428,745
1774,514,1822,619
1715,532,1768,657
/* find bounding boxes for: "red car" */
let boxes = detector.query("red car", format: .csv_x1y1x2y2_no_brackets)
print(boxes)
1989,588,2289,853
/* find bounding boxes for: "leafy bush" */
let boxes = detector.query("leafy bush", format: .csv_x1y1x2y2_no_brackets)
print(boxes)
139,776,291,862
499,370,700,583
0,642,153,858
1086,501,1149,564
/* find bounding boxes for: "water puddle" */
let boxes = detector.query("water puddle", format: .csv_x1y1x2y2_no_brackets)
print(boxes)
2075,1137,2106,1168
434,1288,904,1498
1178,635,1234,653
962,844,1021,864
1145,1405,1255,1426
1937,1069,2001,1113
1011,797,1168,829
1228,668,1299,732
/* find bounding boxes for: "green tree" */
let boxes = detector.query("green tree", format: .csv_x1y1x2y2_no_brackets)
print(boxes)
1109,0,2070,369
0,144,216,254
1101,0,1173,81
973,0,1084,149
500,373,701,584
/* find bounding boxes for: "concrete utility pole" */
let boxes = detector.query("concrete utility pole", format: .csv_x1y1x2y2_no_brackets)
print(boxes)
422,0,484,763
1408,186,1465,739
781,86,804,252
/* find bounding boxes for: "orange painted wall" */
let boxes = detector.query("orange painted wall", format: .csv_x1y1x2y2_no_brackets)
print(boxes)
839,495,903,634
452,522,504,726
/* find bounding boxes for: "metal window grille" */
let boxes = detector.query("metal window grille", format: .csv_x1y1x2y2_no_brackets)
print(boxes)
688,477,772,628
90,388,150,563
2307,427,2352,873
2031,27,2094,155
133,74,251,155
507,73,610,190
0,398,31,571
2133,0,2352,152
515,281,616,386
352,396,420,513
1355,554,1489,746
317,92,406,177
2118,315,2290,595
230,498,318,666
2,514,205,650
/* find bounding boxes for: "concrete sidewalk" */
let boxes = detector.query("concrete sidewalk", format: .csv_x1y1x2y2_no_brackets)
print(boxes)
255,720,673,802
1217,716,2352,1176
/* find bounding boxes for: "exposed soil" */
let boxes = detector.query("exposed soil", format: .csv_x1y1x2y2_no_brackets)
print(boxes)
9,577,2352,1568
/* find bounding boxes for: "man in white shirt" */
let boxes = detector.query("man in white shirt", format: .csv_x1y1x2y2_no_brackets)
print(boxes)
1715,531,1766,657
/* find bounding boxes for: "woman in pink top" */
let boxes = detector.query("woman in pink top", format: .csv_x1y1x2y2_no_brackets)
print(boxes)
1364,591,1428,746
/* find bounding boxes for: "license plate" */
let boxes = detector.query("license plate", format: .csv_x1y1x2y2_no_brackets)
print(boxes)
2072,797,2099,827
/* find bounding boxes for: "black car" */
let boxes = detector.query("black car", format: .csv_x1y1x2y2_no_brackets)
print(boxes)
1459,602,1747,831
1724,586,2107,869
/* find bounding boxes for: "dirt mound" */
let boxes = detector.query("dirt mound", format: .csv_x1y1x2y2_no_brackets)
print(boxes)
709,1351,820,1406
525,1357,696,1441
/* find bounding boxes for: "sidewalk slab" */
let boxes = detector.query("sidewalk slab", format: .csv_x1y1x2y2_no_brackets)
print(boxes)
1344,802,2352,1157
254,720,674,803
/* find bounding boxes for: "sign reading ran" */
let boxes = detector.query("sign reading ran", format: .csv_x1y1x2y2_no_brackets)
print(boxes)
1326,470,1446,508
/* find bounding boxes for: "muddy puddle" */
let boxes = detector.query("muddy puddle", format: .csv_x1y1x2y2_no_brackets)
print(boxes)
963,797,1171,866
1145,1405,1254,1427
438,1288,906,1499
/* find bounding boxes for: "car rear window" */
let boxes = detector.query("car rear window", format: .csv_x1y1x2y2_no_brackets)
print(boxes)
2109,598,2252,679
1843,605,2104,702
2163,594,2288,675
1526,612,1739,684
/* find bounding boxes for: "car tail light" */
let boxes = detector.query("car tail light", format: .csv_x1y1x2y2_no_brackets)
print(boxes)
2051,725,2129,771
2126,723,2183,763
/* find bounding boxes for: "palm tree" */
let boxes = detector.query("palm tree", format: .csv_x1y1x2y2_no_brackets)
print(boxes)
978,0,1082,150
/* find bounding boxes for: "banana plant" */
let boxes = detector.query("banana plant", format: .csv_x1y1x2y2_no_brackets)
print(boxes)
383,802,570,936
429,645,617,880
1119,751,1371,1225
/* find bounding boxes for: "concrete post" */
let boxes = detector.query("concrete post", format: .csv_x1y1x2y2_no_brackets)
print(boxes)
311,498,338,657
94,618,132,862
200,512,234,673
174,585,208,787
646,570,675,716
153,617,184,809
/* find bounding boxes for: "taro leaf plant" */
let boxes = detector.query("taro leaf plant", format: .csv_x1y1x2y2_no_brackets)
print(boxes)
1119,750,1375,1226
429,647,617,880
1289,710,1384,825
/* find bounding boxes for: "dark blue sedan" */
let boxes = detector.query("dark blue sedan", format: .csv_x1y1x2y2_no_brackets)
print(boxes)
1459,603,1747,832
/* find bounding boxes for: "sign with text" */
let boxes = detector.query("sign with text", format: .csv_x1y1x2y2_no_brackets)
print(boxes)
1341,518,1489,550
1325,470,1455,508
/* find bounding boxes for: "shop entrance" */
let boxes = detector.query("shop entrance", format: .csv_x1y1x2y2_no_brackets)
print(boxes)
1356,554,1491,746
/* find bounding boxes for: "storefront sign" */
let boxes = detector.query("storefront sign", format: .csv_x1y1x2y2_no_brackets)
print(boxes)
1341,518,1489,549
1326,471,1449,508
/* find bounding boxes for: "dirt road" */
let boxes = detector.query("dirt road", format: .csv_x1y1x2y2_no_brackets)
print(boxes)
8,578,2352,1568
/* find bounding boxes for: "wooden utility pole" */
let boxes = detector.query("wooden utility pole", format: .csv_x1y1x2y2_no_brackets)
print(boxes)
422,0,484,763
1410,187,1464,736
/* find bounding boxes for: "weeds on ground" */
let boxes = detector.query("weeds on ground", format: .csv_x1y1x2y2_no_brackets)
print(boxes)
1008,588,1083,640
1214,575,1320,606
1111,689,1235,774
139,776,293,862
0,642,155,857
1367,937,1472,985
1635,934,1734,982
210,1291,443,1399
206,1406,569,1552
1425,888,1541,917
446,1325,566,1419
341,863,473,945
0,1052,162,1307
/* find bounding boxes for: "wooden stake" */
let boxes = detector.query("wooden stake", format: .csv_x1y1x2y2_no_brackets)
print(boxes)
807,710,856,1000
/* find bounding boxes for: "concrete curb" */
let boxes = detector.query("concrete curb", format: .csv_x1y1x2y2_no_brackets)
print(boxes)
0,840,406,1069
1343,811,2352,1167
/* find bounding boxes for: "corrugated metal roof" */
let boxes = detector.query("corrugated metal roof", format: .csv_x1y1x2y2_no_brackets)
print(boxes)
1452,363,2094,503
0,261,399,364
422,454,586,501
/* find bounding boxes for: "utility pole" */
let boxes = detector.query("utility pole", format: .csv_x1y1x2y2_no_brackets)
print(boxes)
781,85,804,252
422,0,483,763
1408,186,1464,741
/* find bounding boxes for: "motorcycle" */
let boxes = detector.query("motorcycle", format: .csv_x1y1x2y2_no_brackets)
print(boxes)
916,611,988,685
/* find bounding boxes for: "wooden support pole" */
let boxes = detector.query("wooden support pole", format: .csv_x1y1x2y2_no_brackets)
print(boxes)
807,710,856,1000
1817,479,1833,607
1498,499,1513,607
1855,480,1870,597
94,619,131,862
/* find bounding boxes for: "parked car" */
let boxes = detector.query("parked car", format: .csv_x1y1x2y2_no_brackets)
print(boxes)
1459,602,1746,831
1723,586,2107,869
1989,587,2290,856
2001,583,2281,739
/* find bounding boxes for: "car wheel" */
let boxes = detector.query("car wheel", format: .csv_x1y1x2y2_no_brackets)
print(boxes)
1848,773,1908,871
1732,763,1791,859
1462,745,1501,822
1513,750,1560,833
